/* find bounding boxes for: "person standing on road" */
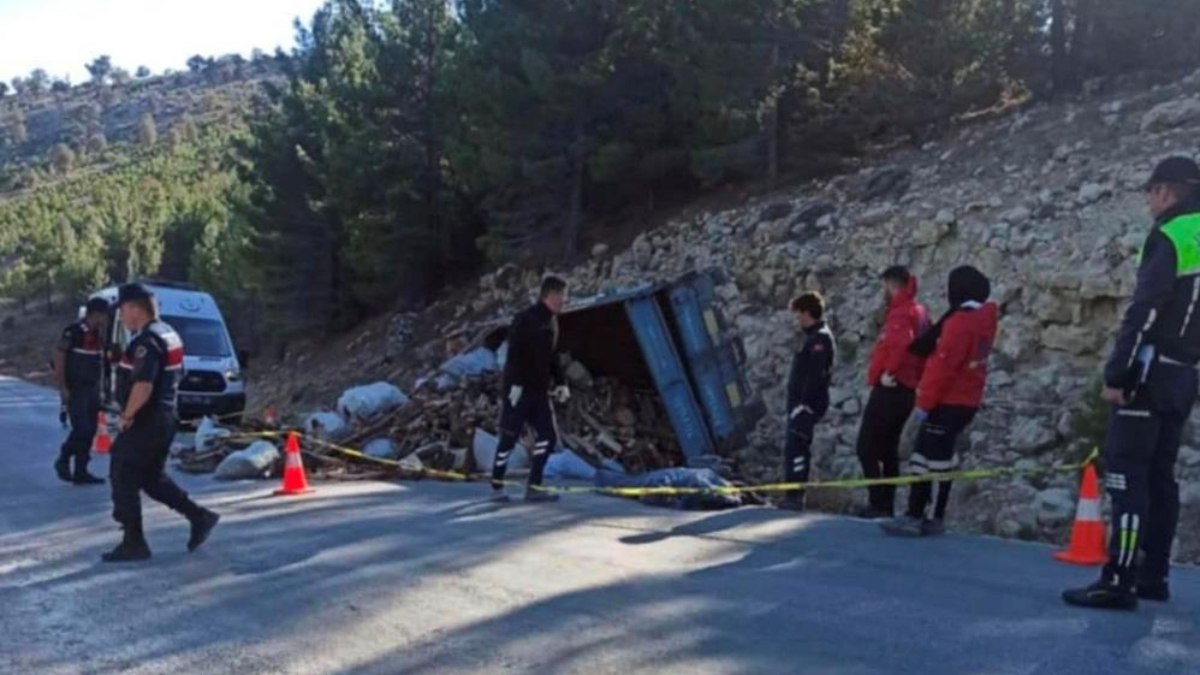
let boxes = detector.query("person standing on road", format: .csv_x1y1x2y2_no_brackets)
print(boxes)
102,283,219,563
1064,157,1200,611
491,275,571,504
855,266,929,519
779,292,836,512
882,266,997,538
52,297,110,485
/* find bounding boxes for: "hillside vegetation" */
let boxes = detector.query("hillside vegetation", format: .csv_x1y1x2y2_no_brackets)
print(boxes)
1,0,1199,355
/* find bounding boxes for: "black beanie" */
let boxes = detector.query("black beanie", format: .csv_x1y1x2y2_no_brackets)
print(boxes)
948,266,990,307
909,265,991,358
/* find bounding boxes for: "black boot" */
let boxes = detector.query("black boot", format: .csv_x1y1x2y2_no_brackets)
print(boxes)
101,528,152,563
1063,577,1138,611
73,473,105,485
187,509,221,552
54,457,72,483
1136,579,1170,602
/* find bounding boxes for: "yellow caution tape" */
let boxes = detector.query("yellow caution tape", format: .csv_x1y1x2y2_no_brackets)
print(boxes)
222,429,1099,499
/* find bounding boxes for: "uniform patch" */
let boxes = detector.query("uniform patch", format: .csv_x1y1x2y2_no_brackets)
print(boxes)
811,343,826,352
135,346,147,359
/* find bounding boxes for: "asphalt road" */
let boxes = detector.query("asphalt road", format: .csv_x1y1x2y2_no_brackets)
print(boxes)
3,376,1200,674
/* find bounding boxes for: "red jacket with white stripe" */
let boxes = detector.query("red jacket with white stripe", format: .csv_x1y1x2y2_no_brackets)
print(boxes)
916,302,998,412
866,276,929,390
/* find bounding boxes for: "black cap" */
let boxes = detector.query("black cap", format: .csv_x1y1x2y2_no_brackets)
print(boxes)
1145,156,1200,190
117,283,153,305
85,297,109,315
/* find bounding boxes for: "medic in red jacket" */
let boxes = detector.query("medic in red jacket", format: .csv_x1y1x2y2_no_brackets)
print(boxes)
882,265,998,538
855,266,930,519
867,272,930,390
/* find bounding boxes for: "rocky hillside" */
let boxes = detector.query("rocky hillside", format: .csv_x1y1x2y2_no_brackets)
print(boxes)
253,68,1200,560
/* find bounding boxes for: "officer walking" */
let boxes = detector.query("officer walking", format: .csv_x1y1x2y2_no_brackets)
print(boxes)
102,283,219,563
53,297,110,485
779,292,836,511
491,275,571,503
1064,157,1200,610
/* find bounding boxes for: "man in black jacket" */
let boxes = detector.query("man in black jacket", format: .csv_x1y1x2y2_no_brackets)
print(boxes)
491,276,571,503
1064,157,1200,610
53,297,110,485
780,292,836,511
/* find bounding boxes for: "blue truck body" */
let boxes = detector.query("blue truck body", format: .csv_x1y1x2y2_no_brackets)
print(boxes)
559,272,764,460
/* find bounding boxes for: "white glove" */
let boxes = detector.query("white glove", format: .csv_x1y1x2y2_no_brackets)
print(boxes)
508,386,524,408
790,404,814,420
881,373,897,388
553,385,571,404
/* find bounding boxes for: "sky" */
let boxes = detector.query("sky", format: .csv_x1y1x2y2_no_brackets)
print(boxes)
0,0,325,84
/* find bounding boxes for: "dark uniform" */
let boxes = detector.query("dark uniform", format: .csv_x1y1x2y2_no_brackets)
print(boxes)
104,284,218,562
1065,158,1200,609
491,301,564,500
783,320,835,506
55,318,105,483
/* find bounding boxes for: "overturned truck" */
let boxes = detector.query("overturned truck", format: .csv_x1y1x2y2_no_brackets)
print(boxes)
446,271,766,474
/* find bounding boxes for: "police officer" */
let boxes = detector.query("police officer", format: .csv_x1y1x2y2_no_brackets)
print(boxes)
53,297,110,485
780,292,836,511
102,283,219,563
1064,157,1200,610
491,275,571,504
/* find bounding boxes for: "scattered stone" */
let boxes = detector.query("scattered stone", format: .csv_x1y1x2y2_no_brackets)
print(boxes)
1141,97,1200,133
759,202,794,223
1077,183,1110,205
1035,488,1076,525
862,167,912,202
591,243,610,258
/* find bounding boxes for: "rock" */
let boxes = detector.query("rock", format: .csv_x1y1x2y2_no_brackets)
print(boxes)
841,396,861,416
863,167,911,202
1077,183,1110,205
759,202,794,222
910,219,952,247
795,201,837,227
565,360,594,387
1053,144,1073,162
591,243,610,258
1181,447,1200,467
934,208,956,227
1141,97,1200,133
1041,325,1102,355
1001,206,1032,225
1011,418,1057,453
1035,488,1076,525
856,205,896,228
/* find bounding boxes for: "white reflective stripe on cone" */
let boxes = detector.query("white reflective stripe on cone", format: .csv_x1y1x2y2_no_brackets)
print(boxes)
1075,497,1102,522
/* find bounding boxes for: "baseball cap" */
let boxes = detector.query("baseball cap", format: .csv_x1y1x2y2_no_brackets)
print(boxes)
1144,156,1200,190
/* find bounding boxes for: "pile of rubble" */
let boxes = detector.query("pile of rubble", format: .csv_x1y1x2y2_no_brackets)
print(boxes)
177,351,686,482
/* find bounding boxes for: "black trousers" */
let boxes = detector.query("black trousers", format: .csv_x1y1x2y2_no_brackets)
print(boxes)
58,387,100,478
856,385,916,515
1103,363,1197,587
906,405,977,521
783,410,818,488
492,392,558,488
110,412,202,534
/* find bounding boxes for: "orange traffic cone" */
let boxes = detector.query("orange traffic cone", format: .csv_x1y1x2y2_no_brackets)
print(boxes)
274,432,313,496
1054,463,1108,565
93,412,111,454
265,405,278,428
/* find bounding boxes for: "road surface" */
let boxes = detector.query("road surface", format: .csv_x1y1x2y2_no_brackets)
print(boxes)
2,376,1200,674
